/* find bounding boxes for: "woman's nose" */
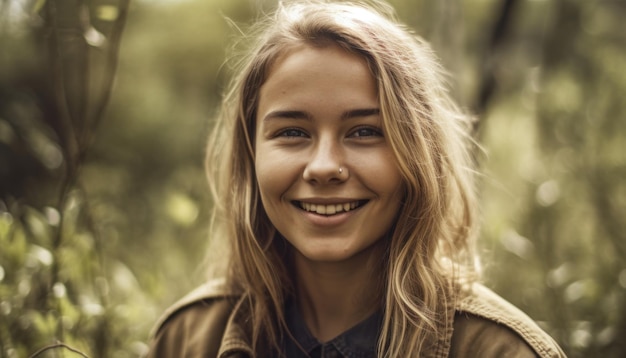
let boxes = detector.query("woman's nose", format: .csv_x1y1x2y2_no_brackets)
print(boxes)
302,139,347,185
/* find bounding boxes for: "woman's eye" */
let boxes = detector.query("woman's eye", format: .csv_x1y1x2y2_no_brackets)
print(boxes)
278,128,307,138
350,127,382,138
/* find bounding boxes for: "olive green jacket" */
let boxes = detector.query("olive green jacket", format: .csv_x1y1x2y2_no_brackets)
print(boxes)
146,279,566,357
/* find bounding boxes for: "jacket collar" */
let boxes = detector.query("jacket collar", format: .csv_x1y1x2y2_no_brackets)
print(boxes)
215,284,457,358
218,295,254,357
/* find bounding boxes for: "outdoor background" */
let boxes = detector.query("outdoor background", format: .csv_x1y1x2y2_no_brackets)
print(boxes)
1,0,624,356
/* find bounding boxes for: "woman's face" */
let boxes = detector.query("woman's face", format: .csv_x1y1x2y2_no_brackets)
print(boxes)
254,44,403,264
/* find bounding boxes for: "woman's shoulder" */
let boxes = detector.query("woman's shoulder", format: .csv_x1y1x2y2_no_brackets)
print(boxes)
146,278,243,357
451,283,566,358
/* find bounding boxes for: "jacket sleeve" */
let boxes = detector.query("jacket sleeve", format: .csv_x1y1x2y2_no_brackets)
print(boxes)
146,298,234,358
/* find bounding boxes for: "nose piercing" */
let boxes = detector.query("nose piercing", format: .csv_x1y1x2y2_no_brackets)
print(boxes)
339,167,343,174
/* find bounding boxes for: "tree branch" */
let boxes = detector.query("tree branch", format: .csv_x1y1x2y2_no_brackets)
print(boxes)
29,342,89,358
473,0,520,134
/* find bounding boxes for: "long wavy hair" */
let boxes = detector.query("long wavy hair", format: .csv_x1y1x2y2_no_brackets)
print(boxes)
205,1,480,356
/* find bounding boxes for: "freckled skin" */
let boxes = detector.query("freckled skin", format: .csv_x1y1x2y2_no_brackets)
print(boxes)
254,44,404,264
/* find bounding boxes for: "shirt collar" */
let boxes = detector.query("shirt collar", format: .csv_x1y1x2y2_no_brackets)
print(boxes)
283,299,383,358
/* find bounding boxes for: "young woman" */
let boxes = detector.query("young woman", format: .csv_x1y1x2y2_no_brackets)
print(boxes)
147,1,566,357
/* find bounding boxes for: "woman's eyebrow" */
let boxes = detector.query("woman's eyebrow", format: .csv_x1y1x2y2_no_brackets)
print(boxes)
262,108,380,122
263,110,312,121
341,108,380,120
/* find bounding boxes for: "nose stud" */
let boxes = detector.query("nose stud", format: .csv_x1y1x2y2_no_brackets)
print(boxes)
338,166,348,179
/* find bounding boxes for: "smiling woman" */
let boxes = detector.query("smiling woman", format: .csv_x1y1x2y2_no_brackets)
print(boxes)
146,1,566,357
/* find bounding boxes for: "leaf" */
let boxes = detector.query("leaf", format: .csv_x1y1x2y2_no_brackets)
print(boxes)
23,207,53,246
32,0,47,14
97,5,119,21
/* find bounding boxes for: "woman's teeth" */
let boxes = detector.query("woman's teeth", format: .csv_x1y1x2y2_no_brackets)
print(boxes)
299,201,361,215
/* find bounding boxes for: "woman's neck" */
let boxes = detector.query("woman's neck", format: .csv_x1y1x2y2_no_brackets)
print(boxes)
293,247,385,342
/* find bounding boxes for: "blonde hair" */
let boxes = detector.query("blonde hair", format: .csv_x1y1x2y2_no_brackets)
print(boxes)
206,1,480,356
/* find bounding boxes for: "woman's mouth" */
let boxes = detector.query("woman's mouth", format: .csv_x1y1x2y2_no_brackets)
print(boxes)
293,200,367,215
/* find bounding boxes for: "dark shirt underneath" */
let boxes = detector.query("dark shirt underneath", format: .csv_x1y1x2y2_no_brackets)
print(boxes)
281,300,383,358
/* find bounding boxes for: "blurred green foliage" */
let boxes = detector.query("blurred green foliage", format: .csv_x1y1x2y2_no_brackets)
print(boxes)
0,0,624,357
